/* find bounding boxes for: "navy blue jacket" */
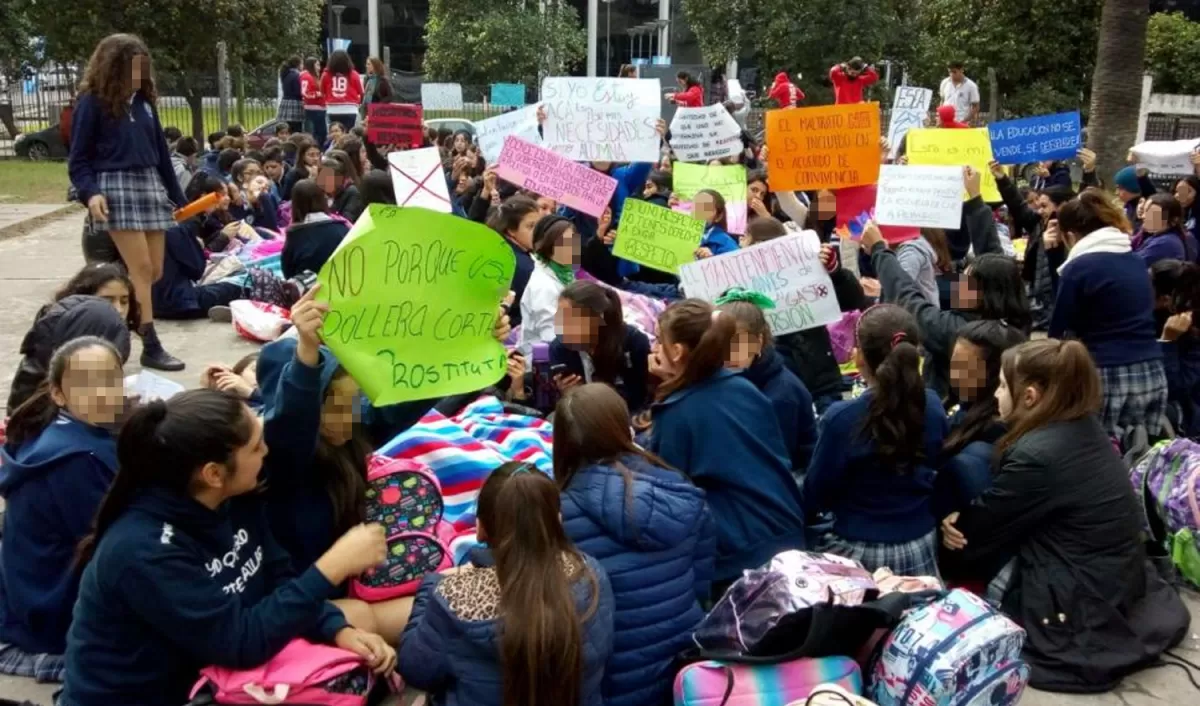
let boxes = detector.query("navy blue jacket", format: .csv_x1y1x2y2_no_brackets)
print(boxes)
230,191,281,232
742,349,816,470
1161,327,1200,437
60,489,347,706
561,454,715,706
281,69,302,102
153,220,208,317
398,552,614,706
549,325,651,413
504,239,535,329
804,389,948,543
282,218,350,279
0,414,117,655
647,370,806,581
68,92,186,206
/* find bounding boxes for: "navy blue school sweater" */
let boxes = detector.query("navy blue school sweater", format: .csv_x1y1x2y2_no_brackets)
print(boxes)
1048,228,1162,368
153,220,208,317
742,348,817,471
804,389,948,543
230,191,281,232
281,69,303,102
647,369,806,581
282,217,350,279
0,414,117,655
60,489,347,706
504,239,535,329
68,92,186,207
549,324,651,413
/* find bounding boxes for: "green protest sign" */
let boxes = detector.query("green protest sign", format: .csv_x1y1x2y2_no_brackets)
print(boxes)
672,162,749,233
612,198,705,274
316,205,516,405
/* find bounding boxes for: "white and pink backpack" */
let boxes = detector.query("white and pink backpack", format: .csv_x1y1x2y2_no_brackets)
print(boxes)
188,639,375,706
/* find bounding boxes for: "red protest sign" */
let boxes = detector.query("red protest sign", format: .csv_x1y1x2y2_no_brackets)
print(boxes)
367,103,424,148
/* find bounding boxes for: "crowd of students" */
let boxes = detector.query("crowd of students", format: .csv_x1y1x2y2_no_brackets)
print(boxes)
0,30,1194,706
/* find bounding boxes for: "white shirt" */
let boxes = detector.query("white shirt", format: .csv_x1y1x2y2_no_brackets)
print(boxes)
939,76,980,123
518,260,567,358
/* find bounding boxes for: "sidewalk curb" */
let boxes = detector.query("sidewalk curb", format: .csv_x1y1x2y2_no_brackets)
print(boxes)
0,202,82,240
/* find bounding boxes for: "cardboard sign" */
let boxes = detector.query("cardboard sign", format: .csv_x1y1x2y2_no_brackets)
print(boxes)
673,162,748,234
988,111,1081,164
678,231,842,335
540,77,662,162
1132,138,1200,176
317,205,516,405
387,148,452,213
490,83,526,107
367,103,424,148
887,86,932,158
612,198,705,274
766,103,881,191
475,104,542,163
421,83,464,111
495,136,618,218
669,105,743,163
875,165,965,230
905,128,1000,202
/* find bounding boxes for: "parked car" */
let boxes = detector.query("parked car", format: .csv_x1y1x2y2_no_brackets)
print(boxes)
14,122,68,160
424,118,476,140
245,118,284,151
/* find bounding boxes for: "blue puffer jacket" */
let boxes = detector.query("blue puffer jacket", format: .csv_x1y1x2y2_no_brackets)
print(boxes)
561,453,715,706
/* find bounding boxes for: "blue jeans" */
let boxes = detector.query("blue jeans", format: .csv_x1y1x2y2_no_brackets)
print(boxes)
304,109,327,147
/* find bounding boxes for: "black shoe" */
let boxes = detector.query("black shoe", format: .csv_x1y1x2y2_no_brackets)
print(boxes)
141,348,186,372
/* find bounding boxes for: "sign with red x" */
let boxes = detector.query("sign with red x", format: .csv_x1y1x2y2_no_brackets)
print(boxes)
387,147,453,213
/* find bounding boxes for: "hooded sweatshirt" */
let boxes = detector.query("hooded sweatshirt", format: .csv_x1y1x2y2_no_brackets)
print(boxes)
894,237,941,311
741,349,817,471
560,453,715,706
936,104,968,129
0,414,117,655
60,489,347,706
767,73,804,108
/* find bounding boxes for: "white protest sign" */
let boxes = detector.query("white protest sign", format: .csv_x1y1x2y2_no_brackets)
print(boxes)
1132,138,1200,176
421,83,464,111
387,147,452,213
669,105,743,163
475,104,542,163
678,231,842,335
541,77,662,162
875,164,964,230
888,86,932,158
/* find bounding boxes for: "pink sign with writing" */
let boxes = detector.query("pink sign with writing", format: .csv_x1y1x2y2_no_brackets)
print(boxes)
495,136,618,218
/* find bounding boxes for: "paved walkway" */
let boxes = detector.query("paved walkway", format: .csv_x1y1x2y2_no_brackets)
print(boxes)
0,211,1196,704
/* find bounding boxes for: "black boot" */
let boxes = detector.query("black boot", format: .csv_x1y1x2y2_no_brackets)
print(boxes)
139,322,185,372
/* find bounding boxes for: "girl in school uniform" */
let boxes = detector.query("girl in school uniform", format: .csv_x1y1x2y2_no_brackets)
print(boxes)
321,50,364,132
318,150,363,222
1152,259,1200,436
300,57,327,149
646,299,807,587
486,195,541,329
282,180,350,279
519,216,580,356
692,189,740,258
804,304,949,576
281,138,321,201
0,337,125,681
399,463,614,706
58,389,396,706
67,33,186,372
276,56,304,134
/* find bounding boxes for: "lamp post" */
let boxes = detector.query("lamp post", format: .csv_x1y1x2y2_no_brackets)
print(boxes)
331,4,346,39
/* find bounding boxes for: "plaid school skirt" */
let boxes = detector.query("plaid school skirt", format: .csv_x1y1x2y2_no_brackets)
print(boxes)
1098,358,1168,438
276,98,304,124
819,529,940,577
0,641,66,683
94,167,176,233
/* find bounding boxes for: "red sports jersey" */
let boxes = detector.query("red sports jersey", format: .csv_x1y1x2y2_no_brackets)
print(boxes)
320,69,364,110
300,71,325,109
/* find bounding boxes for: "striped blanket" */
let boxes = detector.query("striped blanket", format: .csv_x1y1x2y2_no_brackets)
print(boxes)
377,396,553,532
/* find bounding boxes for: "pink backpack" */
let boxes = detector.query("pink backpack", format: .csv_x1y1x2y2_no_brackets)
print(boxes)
188,639,374,706
349,455,456,602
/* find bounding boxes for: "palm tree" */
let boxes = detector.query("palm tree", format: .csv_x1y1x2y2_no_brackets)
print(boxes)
1087,0,1151,186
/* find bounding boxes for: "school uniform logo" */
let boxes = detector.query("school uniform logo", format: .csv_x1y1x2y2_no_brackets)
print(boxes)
204,528,265,595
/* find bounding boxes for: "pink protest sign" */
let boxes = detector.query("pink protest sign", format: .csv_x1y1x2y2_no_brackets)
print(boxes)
495,136,618,218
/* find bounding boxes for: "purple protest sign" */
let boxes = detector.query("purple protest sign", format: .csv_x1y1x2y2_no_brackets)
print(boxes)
495,136,618,218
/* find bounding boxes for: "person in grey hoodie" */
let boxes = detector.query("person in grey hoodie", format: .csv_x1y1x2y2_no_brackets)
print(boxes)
894,235,941,310
169,137,198,196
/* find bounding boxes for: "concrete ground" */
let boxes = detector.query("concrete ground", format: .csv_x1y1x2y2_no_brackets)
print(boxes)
0,210,1197,704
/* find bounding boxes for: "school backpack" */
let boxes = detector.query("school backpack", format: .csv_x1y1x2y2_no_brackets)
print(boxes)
1130,438,1200,587
349,455,456,601
866,589,1028,706
674,656,862,706
187,639,375,706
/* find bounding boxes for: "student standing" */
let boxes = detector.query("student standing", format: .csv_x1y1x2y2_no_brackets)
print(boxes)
830,57,878,104
767,72,805,107
361,56,393,119
276,56,304,134
321,50,363,132
300,57,327,148
67,33,185,371
667,71,704,107
939,62,980,125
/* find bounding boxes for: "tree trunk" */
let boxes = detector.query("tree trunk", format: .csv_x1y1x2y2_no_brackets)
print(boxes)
186,91,205,145
1086,0,1150,187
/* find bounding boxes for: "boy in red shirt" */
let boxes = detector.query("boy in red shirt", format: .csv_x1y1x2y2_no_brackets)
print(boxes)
830,57,879,104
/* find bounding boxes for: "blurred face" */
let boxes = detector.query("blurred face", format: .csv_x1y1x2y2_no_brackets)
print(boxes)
1176,180,1197,208
93,279,131,322
677,77,687,90
550,226,578,266
846,67,862,79
726,326,763,371
1117,186,1137,204
509,211,539,250
949,67,964,82
815,190,836,220
1036,194,1057,221
555,300,598,349
591,160,612,172
318,167,339,195
950,339,988,403
643,180,659,198
130,54,147,86
748,180,768,202
264,160,284,181
329,122,345,140
456,174,471,194
951,268,980,310
694,192,719,224
320,374,361,446
1144,204,1169,234
650,332,686,378
304,146,322,167
276,125,291,139
50,345,125,427
536,196,557,216
239,162,262,185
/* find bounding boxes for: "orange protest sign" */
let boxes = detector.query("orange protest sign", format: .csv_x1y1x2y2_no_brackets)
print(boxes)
766,103,881,192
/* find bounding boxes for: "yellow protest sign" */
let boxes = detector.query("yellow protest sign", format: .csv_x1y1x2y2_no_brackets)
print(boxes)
317,205,516,405
905,128,1000,202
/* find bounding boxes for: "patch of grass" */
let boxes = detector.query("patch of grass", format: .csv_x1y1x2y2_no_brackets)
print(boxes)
0,160,71,203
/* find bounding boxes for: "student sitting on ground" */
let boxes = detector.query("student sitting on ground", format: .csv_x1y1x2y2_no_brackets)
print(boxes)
1151,259,1200,436
0,337,127,682
281,138,322,201
520,215,580,357
201,353,262,409
692,190,739,258
282,180,351,280
319,150,363,222
486,195,540,329
399,463,614,706
227,158,280,231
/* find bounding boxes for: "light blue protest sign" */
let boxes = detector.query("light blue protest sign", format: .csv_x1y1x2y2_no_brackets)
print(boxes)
988,111,1081,165
490,83,526,107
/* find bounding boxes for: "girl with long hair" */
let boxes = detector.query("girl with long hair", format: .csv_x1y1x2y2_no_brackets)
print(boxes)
361,56,393,118
67,33,186,371
282,138,322,200
318,150,363,222
51,263,140,332
1173,174,1200,243
487,195,541,328
666,71,703,107
399,463,614,706
300,57,327,148
555,384,713,706
276,55,304,134
1151,258,1200,436
941,340,1189,692
320,50,363,132
805,304,948,576
282,180,350,279
519,216,579,356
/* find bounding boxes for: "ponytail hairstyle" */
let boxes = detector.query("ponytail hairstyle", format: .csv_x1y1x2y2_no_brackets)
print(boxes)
54,263,141,331
559,281,625,383
477,463,598,706
486,195,539,241
1056,190,1132,245
290,179,330,224
943,320,1028,455
855,304,926,471
695,189,728,231
77,389,255,566
715,288,776,362
995,339,1101,456
655,299,737,401
7,336,122,448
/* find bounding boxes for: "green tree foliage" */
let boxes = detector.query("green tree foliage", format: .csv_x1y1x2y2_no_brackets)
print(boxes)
1145,11,1200,94
0,0,36,78
680,0,747,67
424,0,586,87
